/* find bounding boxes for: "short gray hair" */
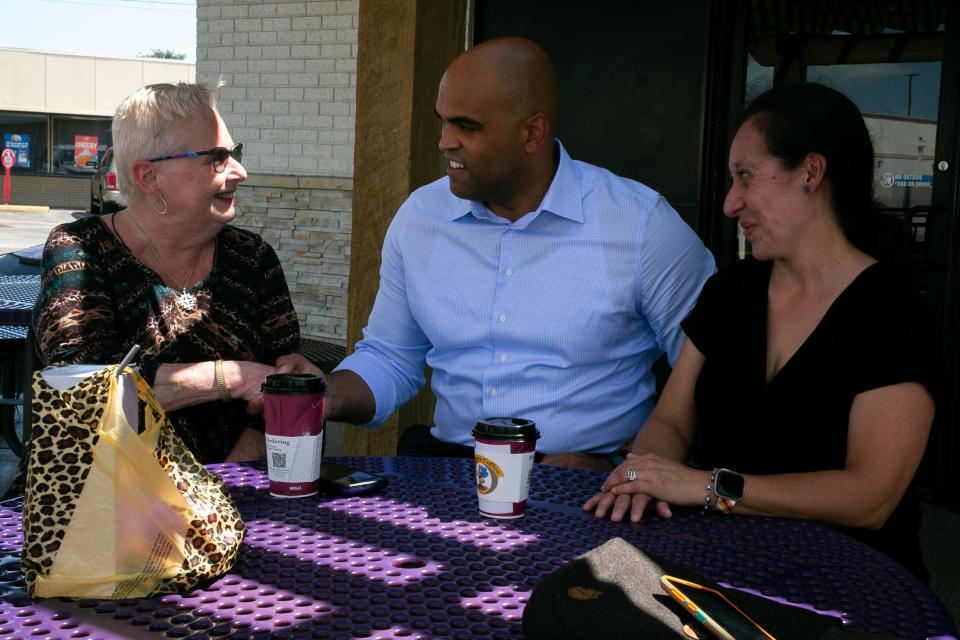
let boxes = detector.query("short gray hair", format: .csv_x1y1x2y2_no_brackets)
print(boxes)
112,82,221,198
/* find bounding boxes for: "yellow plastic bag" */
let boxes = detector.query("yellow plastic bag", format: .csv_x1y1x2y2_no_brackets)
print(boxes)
21,365,246,599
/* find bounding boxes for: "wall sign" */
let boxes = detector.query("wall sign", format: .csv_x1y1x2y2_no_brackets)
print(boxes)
879,172,933,189
74,135,98,168
3,133,31,169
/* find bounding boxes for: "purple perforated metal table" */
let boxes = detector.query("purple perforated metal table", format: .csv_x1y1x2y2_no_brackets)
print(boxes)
0,457,956,639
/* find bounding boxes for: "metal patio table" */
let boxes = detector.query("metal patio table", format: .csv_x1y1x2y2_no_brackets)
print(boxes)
0,457,956,639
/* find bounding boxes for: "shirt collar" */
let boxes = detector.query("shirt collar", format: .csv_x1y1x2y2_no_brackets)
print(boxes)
446,140,584,225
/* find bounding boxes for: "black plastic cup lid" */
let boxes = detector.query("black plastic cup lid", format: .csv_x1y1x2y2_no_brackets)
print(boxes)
261,373,327,394
472,417,540,441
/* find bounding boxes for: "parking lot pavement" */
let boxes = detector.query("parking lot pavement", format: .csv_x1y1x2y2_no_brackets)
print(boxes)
0,209,88,255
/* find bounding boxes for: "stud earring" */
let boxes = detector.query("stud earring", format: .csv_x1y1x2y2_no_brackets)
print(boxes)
802,184,811,194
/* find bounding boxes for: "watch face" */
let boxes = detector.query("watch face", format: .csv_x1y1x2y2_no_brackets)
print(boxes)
716,470,744,500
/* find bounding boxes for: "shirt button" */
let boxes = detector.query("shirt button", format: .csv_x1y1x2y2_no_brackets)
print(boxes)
490,388,498,397
499,354,508,362
505,268,513,277
499,313,507,323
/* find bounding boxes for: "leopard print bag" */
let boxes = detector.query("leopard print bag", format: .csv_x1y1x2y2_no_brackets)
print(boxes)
22,365,246,599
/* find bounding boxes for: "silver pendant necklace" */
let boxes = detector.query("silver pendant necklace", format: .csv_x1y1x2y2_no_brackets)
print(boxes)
127,211,204,311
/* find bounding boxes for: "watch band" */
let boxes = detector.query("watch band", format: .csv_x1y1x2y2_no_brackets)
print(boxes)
716,494,737,513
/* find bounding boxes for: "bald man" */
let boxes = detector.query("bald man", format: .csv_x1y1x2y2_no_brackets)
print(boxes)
325,37,715,470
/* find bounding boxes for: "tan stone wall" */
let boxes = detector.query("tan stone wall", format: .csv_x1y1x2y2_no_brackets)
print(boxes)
197,0,360,344
232,173,352,343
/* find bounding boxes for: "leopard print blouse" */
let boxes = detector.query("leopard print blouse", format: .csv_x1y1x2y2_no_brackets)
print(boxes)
31,216,300,463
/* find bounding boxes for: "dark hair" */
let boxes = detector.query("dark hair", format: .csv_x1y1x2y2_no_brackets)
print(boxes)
741,82,879,255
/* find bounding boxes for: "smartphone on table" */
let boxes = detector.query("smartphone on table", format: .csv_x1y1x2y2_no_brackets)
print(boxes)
317,462,389,496
660,575,776,640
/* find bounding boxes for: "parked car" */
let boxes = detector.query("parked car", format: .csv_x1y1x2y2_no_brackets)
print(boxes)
90,148,124,214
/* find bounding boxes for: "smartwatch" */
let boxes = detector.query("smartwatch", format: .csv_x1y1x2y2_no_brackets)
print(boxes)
714,468,744,513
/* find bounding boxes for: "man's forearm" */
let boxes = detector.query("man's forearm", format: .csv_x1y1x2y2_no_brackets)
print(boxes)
325,370,377,424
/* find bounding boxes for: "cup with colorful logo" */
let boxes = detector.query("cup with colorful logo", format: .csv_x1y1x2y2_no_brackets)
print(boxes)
261,373,326,498
472,417,540,519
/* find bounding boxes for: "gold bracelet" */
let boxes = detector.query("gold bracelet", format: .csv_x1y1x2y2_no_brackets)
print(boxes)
214,359,230,402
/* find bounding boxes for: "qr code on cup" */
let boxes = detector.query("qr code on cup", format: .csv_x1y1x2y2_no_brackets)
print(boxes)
271,452,287,469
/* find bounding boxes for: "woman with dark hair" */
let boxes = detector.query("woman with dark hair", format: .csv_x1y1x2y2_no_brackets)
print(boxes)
584,82,941,582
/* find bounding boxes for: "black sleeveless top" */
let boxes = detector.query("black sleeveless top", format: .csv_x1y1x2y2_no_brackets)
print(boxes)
682,258,942,582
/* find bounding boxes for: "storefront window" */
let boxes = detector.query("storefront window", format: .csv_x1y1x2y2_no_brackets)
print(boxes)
0,112,48,175
51,116,112,177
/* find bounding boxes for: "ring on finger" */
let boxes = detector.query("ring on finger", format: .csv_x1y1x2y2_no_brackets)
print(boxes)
625,467,637,482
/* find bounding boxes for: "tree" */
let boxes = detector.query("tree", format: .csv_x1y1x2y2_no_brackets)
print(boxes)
141,49,187,60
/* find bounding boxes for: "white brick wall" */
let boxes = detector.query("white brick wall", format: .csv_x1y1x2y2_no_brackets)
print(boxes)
197,0,358,177
197,0,359,345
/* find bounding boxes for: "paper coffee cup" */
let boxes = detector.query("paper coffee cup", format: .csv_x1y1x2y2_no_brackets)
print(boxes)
472,417,540,519
262,373,326,498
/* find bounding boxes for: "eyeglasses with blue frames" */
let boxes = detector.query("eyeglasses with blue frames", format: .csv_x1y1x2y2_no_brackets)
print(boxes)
148,143,243,173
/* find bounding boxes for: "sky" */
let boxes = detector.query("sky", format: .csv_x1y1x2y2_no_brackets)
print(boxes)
0,0,197,62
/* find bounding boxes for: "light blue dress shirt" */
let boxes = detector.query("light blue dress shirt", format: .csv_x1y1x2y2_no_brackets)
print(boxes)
337,142,716,454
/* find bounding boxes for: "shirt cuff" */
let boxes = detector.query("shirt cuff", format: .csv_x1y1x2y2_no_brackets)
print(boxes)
333,349,403,427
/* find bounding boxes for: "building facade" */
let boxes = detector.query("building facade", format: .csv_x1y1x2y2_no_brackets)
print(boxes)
0,48,195,209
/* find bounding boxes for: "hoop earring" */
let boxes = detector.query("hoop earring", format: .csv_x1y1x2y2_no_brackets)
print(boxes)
152,195,168,215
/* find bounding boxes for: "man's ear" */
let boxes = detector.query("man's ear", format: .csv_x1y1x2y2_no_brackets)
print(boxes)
520,112,550,154
803,152,827,192
131,159,159,196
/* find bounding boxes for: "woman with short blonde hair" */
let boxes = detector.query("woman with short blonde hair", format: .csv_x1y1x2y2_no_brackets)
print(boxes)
28,82,318,470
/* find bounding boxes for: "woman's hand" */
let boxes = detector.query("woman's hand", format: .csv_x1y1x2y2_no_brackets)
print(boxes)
582,455,674,522
235,354,322,415
583,453,708,522
583,488,673,523
275,353,323,376
223,361,277,415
